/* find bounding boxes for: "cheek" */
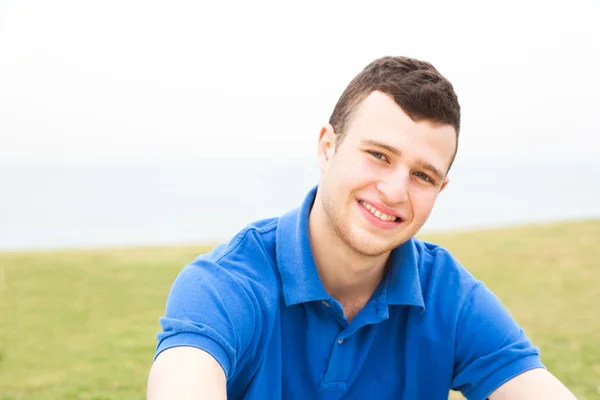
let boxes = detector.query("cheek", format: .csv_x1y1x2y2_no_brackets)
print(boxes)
409,187,438,215
333,155,376,187
355,156,385,181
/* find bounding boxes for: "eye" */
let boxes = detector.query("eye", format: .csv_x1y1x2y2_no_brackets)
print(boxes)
413,171,433,183
368,151,389,163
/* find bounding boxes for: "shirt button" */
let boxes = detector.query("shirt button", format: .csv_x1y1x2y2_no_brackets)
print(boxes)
322,301,330,307
337,338,344,344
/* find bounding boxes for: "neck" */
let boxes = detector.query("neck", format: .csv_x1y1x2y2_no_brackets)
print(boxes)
308,197,390,304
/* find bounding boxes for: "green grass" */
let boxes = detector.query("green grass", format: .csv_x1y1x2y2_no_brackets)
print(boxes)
1,220,599,399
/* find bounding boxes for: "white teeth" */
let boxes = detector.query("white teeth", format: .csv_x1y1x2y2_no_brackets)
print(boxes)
359,200,398,222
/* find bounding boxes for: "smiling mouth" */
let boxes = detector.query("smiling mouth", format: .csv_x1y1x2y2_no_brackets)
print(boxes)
358,200,402,223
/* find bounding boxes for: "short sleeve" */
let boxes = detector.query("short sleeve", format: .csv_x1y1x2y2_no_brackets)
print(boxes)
154,259,257,380
451,282,545,400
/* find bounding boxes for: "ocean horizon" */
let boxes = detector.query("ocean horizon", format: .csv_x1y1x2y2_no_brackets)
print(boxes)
1,156,599,251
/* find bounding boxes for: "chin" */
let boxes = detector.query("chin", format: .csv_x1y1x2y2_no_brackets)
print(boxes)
346,227,405,257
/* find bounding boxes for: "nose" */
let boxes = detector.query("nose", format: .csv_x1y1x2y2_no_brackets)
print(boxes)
376,168,409,204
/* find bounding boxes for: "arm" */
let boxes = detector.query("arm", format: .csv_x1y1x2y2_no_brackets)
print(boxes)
147,346,227,400
488,368,576,399
146,259,257,400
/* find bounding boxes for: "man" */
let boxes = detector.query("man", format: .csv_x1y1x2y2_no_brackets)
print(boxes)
147,56,576,399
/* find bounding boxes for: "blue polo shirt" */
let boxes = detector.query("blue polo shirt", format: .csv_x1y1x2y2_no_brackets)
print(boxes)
155,185,544,399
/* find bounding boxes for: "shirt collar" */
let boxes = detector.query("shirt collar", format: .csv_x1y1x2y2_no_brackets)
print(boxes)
276,185,425,311
276,185,329,306
384,239,425,310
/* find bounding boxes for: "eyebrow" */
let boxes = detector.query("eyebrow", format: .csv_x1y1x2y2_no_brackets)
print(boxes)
363,139,400,156
417,161,445,182
362,139,446,182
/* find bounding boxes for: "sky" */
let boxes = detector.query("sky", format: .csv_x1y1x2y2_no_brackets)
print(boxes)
1,0,599,163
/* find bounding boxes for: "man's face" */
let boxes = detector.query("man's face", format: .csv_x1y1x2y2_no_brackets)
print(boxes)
315,90,457,257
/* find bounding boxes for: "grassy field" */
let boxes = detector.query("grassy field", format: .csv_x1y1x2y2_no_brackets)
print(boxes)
1,219,599,399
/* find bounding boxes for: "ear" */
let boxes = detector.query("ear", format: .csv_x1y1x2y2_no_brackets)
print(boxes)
317,123,336,172
439,176,450,193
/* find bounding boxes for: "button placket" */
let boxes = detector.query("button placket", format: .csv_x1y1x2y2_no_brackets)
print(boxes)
321,333,353,391
319,299,348,328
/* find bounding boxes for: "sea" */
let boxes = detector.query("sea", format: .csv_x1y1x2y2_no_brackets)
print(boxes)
1,156,599,251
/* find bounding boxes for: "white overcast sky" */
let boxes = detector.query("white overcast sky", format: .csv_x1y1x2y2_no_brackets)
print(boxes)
0,0,598,162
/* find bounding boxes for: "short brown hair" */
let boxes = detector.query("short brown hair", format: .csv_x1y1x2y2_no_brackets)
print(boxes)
329,56,461,167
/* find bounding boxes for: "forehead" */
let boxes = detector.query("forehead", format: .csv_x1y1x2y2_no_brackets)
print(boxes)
344,91,457,168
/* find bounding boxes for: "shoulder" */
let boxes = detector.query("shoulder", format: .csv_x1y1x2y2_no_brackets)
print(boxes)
410,238,544,398
201,216,279,266
189,216,281,304
155,217,282,379
412,237,480,310
410,237,507,339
